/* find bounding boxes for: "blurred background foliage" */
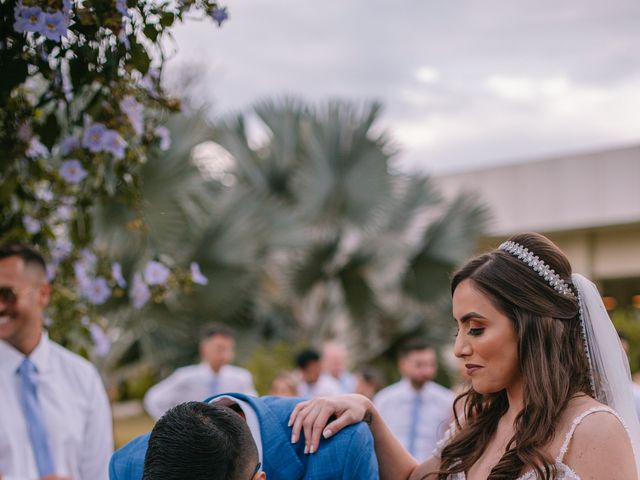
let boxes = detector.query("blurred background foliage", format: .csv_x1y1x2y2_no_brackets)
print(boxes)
99,98,490,398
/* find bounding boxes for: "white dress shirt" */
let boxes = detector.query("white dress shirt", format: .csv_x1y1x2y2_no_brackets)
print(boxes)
297,373,343,398
331,371,357,393
143,363,257,419
211,396,263,464
374,378,454,460
0,332,113,480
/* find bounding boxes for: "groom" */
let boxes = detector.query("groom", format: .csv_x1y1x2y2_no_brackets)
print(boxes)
110,393,378,480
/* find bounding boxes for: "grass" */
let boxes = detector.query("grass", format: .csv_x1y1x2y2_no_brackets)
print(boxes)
113,413,155,449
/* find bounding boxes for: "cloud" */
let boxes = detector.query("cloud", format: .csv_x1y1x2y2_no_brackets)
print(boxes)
165,0,640,172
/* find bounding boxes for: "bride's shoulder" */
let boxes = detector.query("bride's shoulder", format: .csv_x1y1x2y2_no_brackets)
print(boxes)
561,396,636,479
560,395,625,440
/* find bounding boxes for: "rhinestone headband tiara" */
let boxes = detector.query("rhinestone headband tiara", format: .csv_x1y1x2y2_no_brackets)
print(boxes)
499,241,576,299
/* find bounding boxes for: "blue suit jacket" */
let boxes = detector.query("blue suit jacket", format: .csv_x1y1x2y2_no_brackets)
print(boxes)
110,393,379,479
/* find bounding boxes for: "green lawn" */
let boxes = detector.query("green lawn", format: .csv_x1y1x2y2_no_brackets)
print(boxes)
113,413,155,449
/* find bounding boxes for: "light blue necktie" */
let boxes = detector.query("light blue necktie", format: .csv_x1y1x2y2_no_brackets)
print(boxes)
17,357,55,477
407,391,422,458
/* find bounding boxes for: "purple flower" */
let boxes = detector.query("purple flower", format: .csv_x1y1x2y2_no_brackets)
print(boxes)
50,239,73,263
17,121,32,141
73,261,91,290
57,135,80,155
143,261,170,285
210,6,229,27
35,185,54,202
120,96,144,135
23,215,41,234
89,323,111,357
41,10,68,41
118,25,130,49
46,264,57,281
79,249,97,269
116,0,130,18
140,68,160,95
190,262,209,285
14,6,45,33
102,129,127,159
112,262,127,288
26,137,49,158
83,277,111,305
82,123,107,152
59,159,88,184
154,125,171,151
130,273,151,309
54,204,74,221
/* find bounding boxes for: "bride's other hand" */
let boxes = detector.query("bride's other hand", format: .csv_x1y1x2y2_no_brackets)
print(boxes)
288,394,372,454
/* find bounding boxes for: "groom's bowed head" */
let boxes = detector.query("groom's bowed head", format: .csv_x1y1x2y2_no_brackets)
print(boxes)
142,401,265,480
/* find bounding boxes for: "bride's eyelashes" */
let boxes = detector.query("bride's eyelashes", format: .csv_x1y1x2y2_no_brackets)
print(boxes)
468,327,484,336
453,326,485,337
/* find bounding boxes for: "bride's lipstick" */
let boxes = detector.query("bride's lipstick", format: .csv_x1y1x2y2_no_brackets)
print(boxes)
465,364,483,375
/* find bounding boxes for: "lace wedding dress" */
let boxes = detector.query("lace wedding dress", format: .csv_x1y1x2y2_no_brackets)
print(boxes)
436,406,626,480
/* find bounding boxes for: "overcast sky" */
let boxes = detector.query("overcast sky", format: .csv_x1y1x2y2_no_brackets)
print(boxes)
165,0,640,174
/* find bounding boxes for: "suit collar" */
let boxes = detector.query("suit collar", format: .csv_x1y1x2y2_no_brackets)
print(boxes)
207,393,306,479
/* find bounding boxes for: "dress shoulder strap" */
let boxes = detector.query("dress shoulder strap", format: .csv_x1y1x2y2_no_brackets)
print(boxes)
556,406,625,463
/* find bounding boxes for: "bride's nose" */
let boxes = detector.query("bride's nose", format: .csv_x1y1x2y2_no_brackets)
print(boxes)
453,330,472,358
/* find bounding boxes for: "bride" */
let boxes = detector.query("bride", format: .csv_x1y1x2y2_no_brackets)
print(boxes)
288,233,640,479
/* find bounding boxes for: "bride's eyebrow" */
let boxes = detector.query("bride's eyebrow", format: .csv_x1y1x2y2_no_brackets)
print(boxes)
459,312,486,323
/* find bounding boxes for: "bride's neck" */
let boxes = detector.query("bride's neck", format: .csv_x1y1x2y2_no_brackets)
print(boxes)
504,378,525,424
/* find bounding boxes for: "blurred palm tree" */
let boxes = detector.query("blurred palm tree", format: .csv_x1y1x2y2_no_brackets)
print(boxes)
97,99,490,379
211,99,490,362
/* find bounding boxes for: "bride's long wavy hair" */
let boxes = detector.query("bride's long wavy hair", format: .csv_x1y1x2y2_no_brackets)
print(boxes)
432,233,592,480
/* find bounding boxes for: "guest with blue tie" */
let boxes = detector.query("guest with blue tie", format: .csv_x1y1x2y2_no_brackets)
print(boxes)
143,323,257,420
295,349,342,399
373,338,454,460
0,244,113,480
322,342,357,393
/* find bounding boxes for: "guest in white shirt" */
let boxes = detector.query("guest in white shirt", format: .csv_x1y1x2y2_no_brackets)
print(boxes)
0,244,113,480
373,338,454,461
322,341,357,393
295,348,342,398
144,323,257,419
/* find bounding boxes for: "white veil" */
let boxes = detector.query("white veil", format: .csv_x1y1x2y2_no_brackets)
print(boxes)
572,273,640,476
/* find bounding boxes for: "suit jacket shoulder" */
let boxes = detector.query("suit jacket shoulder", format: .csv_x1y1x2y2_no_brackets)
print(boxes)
109,433,150,480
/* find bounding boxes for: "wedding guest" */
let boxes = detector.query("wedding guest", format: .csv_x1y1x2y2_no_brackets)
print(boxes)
322,341,357,393
295,348,342,398
0,244,112,480
269,371,299,397
354,366,386,399
144,323,256,420
290,233,640,479
373,338,454,460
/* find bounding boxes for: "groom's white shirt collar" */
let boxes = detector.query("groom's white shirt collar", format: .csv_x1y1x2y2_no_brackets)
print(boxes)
210,395,263,464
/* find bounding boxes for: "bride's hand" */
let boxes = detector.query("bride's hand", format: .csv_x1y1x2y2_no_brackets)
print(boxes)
288,394,373,454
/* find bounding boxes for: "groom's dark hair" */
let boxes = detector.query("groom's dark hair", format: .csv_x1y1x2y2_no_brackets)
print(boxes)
142,401,259,480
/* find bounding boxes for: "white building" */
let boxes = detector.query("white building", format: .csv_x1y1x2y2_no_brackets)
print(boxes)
436,144,640,309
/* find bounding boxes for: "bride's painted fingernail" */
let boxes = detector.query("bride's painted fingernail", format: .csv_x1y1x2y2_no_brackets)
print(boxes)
304,445,309,454
291,434,297,443
310,445,315,454
323,429,332,438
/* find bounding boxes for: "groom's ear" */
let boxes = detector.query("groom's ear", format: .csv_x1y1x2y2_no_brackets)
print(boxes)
255,472,266,480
